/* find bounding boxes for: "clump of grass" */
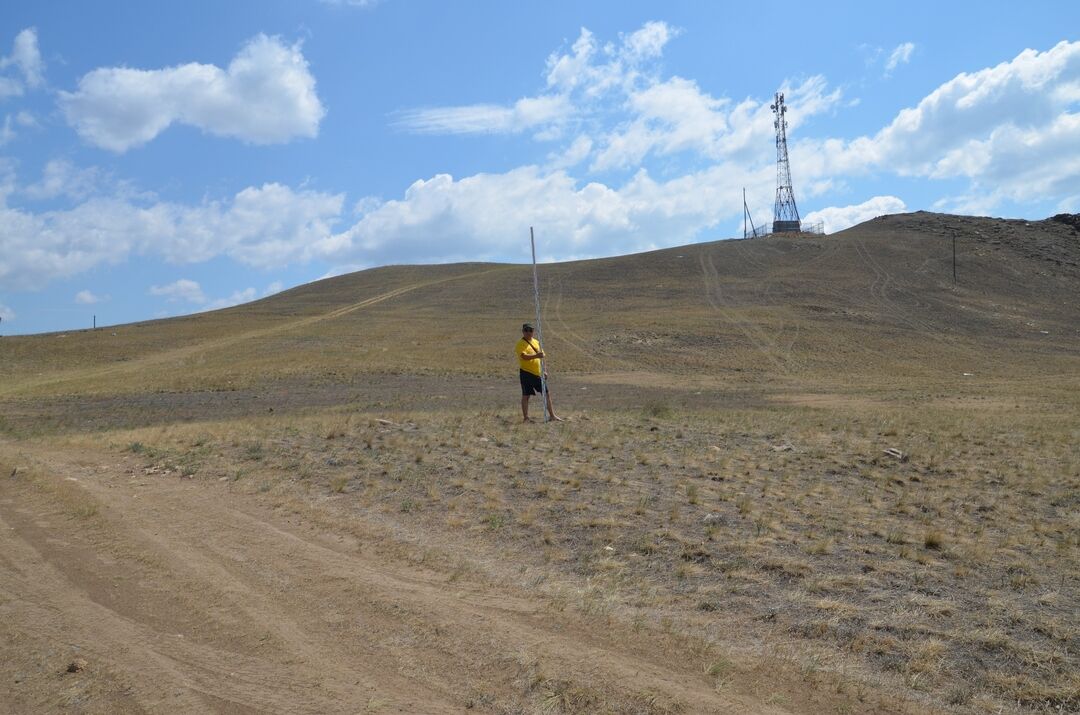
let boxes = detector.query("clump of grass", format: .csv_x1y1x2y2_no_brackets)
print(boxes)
924,529,945,550
686,484,699,505
330,475,349,493
70,502,98,519
643,401,673,419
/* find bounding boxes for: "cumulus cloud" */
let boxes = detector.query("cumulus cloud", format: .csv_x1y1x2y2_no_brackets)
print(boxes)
203,287,258,311
396,20,839,179
885,42,915,73
74,289,107,304
396,22,681,139
0,179,344,290
0,28,44,98
6,28,1080,298
147,281,263,312
0,303,14,322
0,111,35,146
593,75,841,172
60,34,325,152
802,40,1080,208
803,196,907,233
23,159,101,201
150,279,206,304
316,161,765,267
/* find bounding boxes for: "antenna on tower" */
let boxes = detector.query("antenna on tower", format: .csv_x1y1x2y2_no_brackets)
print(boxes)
771,92,801,233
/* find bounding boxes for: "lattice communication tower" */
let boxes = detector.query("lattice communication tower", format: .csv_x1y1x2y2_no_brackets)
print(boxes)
771,92,801,233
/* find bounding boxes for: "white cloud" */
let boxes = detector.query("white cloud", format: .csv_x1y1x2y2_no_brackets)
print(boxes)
24,159,101,201
547,134,593,169
60,34,325,152
147,281,261,312
0,180,344,290
204,287,257,311
802,40,1080,208
802,196,907,233
5,29,1080,299
394,95,572,135
0,77,22,101
168,183,344,266
397,20,840,179
0,111,37,146
264,281,284,296
150,279,206,304
316,162,765,267
0,28,44,97
593,75,840,172
622,21,677,61
74,289,107,304
0,303,14,322
397,22,681,139
885,42,915,73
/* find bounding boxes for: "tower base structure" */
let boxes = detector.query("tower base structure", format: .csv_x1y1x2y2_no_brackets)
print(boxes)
772,220,801,233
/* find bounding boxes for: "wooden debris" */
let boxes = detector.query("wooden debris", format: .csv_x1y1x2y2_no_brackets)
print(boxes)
883,448,908,462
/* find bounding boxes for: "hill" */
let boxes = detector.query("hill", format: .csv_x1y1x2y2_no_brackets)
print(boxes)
1,211,1078,400
0,212,1077,714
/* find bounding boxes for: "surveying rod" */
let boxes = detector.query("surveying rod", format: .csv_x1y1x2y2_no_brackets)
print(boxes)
530,226,549,423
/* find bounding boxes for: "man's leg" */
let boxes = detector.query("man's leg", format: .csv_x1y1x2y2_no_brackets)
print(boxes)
521,394,531,421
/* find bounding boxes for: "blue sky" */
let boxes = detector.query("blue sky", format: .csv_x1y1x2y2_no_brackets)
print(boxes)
1,1,1078,335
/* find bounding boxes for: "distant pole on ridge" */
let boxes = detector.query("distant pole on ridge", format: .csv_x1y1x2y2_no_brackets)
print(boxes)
771,92,801,234
530,227,549,423
743,188,759,239
952,229,957,284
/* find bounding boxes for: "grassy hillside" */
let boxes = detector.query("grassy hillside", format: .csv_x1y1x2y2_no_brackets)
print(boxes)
1,212,1078,713
1,211,1077,399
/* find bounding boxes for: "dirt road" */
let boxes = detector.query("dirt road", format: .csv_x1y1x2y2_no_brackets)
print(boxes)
0,441,791,714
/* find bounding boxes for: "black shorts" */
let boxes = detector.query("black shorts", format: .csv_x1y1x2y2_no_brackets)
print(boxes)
520,369,547,396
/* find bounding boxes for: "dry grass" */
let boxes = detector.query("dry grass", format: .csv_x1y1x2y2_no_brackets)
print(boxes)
2,211,1078,712
77,388,1079,714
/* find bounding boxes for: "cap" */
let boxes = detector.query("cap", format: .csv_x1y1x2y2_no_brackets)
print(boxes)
522,323,534,331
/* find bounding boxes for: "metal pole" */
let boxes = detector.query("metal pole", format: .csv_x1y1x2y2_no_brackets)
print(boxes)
743,188,747,239
952,231,957,284
530,227,548,423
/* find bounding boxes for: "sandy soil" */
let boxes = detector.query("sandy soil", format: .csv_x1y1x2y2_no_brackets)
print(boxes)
0,439,802,714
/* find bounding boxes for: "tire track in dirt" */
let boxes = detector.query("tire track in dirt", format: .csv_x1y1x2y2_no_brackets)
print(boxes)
730,240,792,354
851,236,1014,375
0,443,792,714
543,267,618,371
0,477,439,713
698,249,802,375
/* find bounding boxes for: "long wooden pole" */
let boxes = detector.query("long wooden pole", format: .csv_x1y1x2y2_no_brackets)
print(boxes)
530,227,548,423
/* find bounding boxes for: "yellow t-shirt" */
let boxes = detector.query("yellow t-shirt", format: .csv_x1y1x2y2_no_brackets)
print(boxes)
516,337,542,376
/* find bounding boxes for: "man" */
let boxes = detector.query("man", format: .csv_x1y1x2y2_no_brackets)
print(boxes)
516,323,562,422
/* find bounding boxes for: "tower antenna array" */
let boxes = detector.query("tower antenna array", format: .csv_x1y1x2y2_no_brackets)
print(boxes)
771,92,801,233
